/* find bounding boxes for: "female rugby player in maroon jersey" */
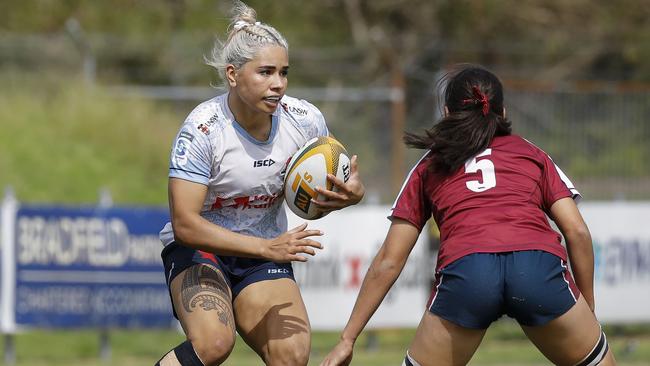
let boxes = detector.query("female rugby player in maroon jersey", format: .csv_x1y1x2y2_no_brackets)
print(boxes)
321,64,615,366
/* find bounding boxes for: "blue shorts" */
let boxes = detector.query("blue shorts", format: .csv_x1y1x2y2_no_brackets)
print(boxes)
161,242,295,318
428,250,580,329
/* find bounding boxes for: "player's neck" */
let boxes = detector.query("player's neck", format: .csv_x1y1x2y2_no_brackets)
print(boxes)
227,93,272,140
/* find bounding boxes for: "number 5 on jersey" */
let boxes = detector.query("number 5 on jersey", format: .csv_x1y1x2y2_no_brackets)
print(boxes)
465,148,496,192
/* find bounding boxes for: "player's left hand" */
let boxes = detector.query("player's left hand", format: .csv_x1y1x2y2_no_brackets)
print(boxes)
311,155,365,212
319,338,354,366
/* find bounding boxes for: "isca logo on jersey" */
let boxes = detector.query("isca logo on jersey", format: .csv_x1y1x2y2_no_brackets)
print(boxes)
253,158,276,168
268,268,290,274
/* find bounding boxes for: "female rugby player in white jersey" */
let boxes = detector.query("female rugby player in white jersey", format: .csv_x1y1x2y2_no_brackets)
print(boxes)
155,2,364,365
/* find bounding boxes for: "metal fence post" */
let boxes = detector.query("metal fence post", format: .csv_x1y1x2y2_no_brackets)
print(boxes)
64,17,96,85
1,186,18,365
100,329,111,363
4,334,16,365
98,187,113,364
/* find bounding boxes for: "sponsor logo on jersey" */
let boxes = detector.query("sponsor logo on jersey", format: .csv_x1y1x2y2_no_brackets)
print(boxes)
210,193,281,210
279,156,292,181
253,158,276,168
196,114,219,136
179,131,194,142
206,113,219,125
281,103,308,117
197,123,210,135
173,131,193,166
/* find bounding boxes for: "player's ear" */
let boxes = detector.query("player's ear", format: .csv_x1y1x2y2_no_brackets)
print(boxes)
444,105,450,117
225,64,237,88
502,107,506,118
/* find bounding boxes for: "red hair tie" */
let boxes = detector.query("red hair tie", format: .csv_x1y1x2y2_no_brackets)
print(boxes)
462,86,490,116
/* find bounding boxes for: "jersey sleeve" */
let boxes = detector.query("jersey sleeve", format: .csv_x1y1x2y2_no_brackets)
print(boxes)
280,96,330,140
389,160,431,231
169,125,213,185
307,102,329,137
540,153,582,210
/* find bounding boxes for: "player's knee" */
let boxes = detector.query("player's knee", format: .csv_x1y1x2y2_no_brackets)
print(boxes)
573,329,609,366
190,333,235,366
265,338,310,366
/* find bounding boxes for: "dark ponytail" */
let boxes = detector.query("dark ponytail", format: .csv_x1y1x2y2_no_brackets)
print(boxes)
404,64,512,174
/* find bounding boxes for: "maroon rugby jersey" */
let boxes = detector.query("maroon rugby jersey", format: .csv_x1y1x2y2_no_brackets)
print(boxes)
390,135,581,271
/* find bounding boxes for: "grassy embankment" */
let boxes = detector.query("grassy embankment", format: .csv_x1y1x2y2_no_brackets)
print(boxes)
0,73,181,205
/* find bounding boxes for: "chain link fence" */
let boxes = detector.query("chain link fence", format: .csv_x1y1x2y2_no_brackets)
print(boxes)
1,32,648,201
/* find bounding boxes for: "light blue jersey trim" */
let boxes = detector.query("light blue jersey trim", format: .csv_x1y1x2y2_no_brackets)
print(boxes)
232,114,279,145
169,169,210,185
222,92,279,145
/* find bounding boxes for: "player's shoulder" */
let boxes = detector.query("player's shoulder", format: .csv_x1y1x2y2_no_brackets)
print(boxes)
416,151,433,168
278,95,324,124
406,151,433,179
492,134,545,157
181,93,230,138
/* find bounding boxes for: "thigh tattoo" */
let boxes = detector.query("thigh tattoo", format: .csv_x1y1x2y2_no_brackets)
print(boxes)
181,265,234,332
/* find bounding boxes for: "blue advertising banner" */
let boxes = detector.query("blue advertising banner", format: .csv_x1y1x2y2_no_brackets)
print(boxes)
13,205,174,328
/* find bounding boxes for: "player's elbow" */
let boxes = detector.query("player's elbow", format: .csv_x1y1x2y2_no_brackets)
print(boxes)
372,255,405,280
171,214,198,244
565,223,592,247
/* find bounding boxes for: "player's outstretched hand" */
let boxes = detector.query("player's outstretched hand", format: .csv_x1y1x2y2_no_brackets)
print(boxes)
319,338,354,366
312,155,365,213
262,223,324,263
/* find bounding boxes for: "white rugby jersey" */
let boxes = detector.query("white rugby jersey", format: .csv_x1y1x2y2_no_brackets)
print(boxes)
159,93,329,246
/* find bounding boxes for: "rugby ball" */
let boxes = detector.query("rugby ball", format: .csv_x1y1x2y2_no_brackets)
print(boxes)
283,136,351,220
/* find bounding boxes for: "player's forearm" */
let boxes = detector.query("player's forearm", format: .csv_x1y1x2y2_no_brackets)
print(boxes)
172,214,265,258
565,227,595,310
341,252,405,342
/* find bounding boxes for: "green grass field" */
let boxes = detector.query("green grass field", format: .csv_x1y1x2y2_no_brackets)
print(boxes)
2,321,649,365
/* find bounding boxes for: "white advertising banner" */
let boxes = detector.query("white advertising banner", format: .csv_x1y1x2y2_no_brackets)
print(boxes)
1,197,648,332
289,205,431,331
579,202,650,323
291,202,650,330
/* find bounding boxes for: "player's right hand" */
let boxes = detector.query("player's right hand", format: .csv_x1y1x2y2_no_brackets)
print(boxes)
320,338,354,366
262,223,324,262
